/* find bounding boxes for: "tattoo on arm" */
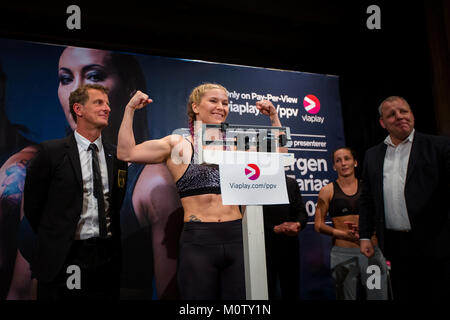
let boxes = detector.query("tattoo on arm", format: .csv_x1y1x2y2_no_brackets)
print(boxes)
188,215,202,222
1,159,30,206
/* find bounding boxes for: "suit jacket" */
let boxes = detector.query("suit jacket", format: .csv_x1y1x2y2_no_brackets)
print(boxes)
24,133,128,283
359,131,450,259
263,176,308,238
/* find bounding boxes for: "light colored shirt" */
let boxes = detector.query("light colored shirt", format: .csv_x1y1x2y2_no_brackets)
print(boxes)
382,129,414,231
74,131,111,240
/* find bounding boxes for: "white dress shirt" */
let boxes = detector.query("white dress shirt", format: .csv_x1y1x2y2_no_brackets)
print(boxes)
382,129,414,231
74,131,110,240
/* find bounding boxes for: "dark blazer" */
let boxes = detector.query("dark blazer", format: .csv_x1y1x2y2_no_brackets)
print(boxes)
263,176,308,236
359,131,450,259
24,133,128,283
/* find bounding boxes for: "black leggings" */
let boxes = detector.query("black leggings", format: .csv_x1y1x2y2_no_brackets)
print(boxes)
177,219,246,300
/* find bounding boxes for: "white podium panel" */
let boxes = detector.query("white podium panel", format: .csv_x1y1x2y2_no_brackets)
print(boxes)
242,205,268,300
219,152,289,205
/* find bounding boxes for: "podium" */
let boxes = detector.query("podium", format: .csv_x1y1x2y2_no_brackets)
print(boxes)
194,121,294,300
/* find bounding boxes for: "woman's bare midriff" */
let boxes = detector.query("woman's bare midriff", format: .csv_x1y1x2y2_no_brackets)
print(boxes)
181,193,242,222
332,215,378,248
165,138,242,223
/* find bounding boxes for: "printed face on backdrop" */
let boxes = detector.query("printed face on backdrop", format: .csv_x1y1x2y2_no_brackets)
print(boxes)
379,98,415,144
58,47,121,130
192,88,229,124
332,148,357,178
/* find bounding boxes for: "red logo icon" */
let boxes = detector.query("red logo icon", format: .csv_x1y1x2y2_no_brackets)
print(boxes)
245,164,260,180
303,94,321,114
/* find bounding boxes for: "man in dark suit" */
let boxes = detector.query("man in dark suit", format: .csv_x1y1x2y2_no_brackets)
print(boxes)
359,96,450,300
24,84,127,300
263,175,308,300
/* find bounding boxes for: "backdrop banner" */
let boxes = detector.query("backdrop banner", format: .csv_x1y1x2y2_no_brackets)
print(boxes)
0,37,344,300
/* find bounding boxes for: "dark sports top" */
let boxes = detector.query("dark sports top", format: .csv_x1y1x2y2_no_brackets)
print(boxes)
175,141,221,198
328,180,361,218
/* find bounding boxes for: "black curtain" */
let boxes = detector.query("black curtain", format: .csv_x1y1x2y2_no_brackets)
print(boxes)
0,0,444,172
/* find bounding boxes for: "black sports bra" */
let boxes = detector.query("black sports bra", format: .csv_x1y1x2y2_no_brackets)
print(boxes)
328,180,361,218
175,141,221,198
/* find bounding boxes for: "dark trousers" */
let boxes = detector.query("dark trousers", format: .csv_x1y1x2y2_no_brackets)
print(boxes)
384,229,450,300
37,237,121,300
265,234,300,300
177,220,246,300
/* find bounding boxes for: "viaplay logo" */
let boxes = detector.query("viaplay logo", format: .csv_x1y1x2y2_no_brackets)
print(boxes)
302,94,324,124
245,164,260,180
303,94,320,114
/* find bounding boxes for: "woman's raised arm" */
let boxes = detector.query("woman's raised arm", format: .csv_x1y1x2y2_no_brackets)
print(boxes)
117,90,177,164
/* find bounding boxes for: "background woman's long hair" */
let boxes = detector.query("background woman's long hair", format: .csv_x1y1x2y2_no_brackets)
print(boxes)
0,63,33,165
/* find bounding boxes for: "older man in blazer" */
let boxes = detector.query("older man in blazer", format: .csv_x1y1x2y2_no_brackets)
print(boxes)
359,96,450,300
24,84,127,299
